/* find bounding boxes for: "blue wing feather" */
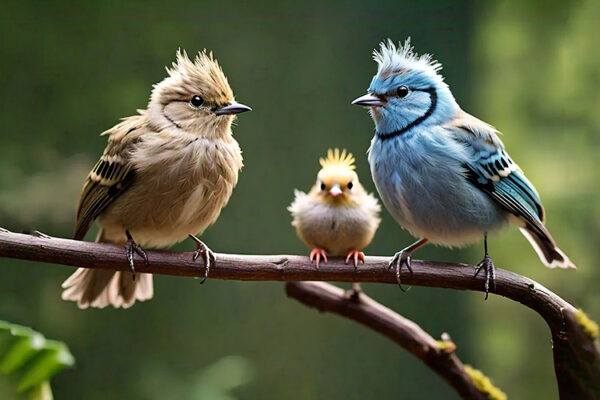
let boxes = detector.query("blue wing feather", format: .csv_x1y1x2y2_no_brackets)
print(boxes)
447,112,546,231
464,148,547,235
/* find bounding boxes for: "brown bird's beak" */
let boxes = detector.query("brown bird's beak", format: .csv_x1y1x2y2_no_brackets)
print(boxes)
351,93,386,107
215,102,252,115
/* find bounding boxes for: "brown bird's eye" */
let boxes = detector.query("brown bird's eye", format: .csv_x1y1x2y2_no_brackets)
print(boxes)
347,182,353,190
396,86,410,98
190,95,204,107
320,182,326,191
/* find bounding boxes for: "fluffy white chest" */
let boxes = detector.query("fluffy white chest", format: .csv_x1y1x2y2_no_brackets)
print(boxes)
289,191,380,255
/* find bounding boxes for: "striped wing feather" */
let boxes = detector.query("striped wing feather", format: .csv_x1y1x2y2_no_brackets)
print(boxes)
74,115,145,240
449,112,549,238
74,156,135,240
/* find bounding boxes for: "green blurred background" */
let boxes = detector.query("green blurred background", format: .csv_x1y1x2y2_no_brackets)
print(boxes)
1,0,598,398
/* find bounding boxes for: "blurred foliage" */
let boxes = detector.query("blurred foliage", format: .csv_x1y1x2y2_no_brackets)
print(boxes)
140,355,254,400
0,0,597,399
0,320,75,400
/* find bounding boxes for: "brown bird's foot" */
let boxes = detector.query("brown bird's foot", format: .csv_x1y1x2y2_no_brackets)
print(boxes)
344,283,363,303
388,250,413,292
474,255,496,300
309,248,328,269
345,250,365,270
32,230,52,239
189,234,216,284
125,230,148,281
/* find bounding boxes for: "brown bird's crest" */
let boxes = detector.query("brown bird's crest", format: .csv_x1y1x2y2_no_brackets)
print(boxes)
156,49,234,106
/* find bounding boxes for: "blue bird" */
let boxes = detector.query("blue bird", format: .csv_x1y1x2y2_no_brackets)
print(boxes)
352,39,575,298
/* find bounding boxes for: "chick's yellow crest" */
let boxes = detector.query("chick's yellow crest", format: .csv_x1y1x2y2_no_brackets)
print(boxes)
319,148,356,171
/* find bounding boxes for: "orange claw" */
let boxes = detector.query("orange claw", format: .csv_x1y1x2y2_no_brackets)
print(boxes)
345,250,365,268
309,248,328,269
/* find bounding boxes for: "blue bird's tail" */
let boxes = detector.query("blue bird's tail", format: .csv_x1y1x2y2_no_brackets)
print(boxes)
520,226,576,269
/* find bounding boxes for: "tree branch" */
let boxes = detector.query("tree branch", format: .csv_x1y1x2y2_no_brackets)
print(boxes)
0,230,598,399
286,281,496,400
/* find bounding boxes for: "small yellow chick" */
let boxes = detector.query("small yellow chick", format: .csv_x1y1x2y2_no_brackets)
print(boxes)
289,148,381,268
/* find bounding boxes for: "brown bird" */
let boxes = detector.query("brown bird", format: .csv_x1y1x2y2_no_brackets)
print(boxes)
62,50,251,308
289,149,381,269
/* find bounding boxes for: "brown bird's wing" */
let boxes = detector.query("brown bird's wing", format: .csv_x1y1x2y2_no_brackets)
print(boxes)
74,114,146,240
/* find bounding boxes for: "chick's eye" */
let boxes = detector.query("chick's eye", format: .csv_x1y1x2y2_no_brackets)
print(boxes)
190,95,204,107
396,86,410,98
320,182,326,191
347,182,353,190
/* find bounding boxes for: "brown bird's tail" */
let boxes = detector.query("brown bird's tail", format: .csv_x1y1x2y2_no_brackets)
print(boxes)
519,226,576,269
61,231,153,309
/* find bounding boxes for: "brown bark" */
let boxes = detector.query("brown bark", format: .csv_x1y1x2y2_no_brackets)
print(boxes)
0,230,598,399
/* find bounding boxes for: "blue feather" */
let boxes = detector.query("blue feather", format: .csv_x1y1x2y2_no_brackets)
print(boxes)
356,39,574,268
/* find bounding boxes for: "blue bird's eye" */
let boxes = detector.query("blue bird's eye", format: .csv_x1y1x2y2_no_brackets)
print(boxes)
396,86,410,98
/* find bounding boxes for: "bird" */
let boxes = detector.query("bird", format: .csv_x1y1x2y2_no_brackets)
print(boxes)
352,39,575,298
61,50,251,308
288,148,381,269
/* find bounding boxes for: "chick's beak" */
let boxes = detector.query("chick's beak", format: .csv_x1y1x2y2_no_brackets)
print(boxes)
329,183,343,197
351,93,385,107
215,101,252,115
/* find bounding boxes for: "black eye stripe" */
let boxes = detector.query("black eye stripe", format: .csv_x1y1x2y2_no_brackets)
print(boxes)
382,87,430,97
377,87,438,141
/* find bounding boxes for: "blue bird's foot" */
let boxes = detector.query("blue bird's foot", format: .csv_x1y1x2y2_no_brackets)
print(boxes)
125,230,148,281
388,250,413,292
474,255,496,300
189,234,216,284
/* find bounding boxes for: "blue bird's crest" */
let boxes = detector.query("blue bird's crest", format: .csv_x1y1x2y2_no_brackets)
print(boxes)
372,38,442,79
364,39,458,139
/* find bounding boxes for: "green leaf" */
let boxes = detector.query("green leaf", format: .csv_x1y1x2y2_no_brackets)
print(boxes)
27,382,53,400
0,321,74,398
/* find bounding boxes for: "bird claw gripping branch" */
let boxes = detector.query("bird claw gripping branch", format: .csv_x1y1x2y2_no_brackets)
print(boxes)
388,250,413,292
189,234,216,284
125,230,148,281
474,255,496,300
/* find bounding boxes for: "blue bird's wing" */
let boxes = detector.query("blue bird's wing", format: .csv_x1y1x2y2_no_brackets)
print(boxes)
447,112,547,236
446,111,574,268
466,148,546,230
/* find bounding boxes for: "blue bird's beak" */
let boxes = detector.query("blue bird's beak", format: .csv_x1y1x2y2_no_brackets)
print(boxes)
351,93,385,107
